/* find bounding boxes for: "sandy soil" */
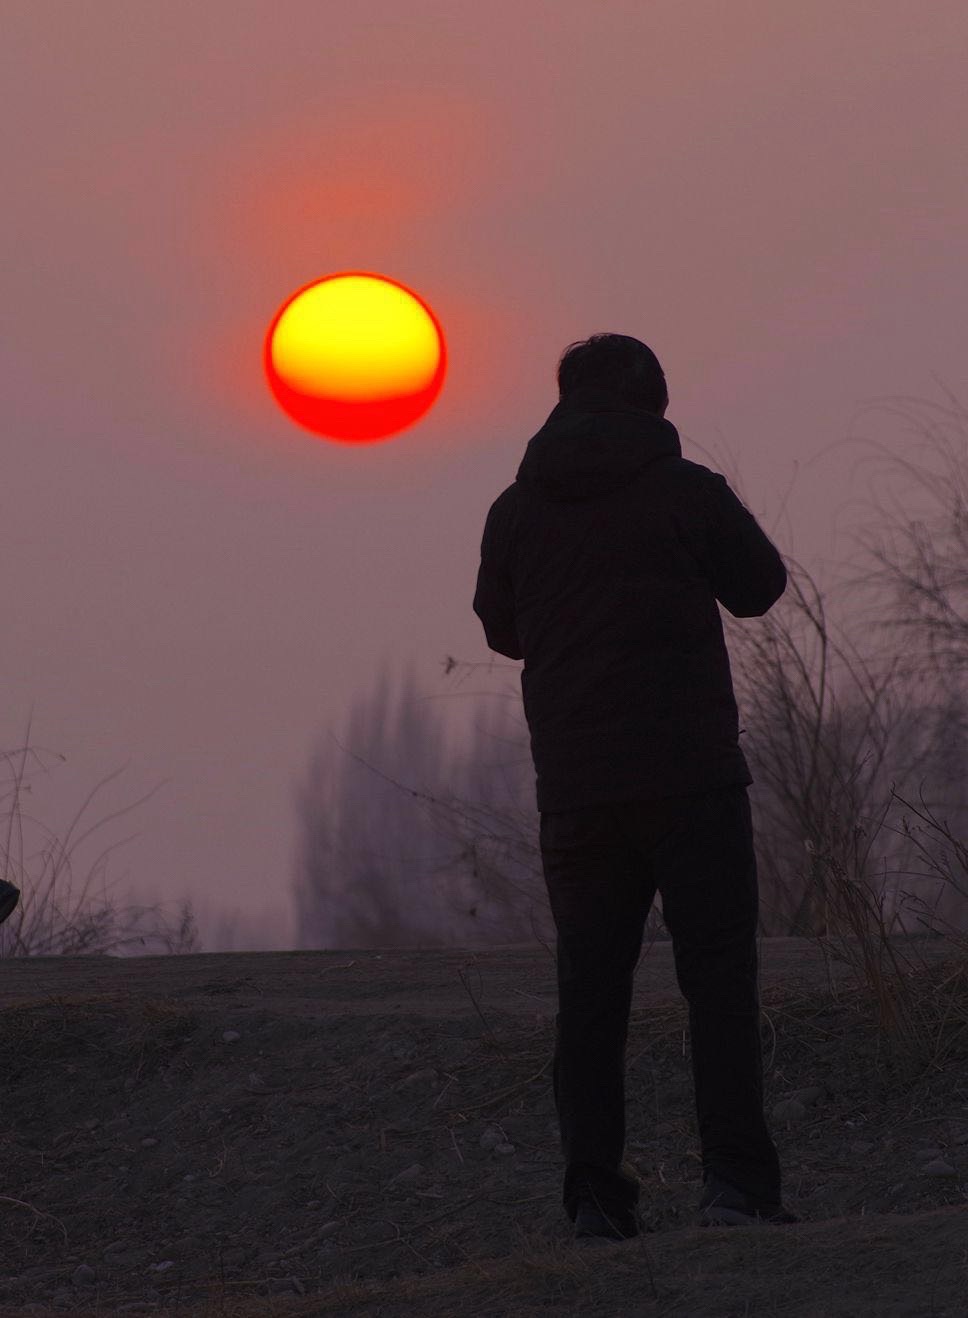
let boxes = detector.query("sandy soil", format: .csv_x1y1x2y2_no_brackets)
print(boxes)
1,933,966,1316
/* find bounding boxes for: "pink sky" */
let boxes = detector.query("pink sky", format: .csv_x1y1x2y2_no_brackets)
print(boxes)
4,1,966,952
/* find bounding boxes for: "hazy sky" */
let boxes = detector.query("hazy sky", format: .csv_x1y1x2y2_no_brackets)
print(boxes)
4,1,966,952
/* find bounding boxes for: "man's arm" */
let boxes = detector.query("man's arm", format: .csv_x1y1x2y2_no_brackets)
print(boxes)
697,471,787,617
473,498,523,660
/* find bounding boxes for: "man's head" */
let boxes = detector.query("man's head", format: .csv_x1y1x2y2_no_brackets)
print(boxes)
557,333,668,417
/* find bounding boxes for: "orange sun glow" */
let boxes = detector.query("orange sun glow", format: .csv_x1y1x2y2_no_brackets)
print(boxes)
263,271,447,442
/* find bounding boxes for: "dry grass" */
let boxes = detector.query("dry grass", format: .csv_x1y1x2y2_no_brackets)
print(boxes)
0,712,200,960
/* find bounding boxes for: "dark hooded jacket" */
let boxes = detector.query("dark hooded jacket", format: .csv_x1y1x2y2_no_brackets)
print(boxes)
472,384,787,813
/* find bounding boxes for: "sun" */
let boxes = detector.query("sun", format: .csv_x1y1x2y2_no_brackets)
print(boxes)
263,272,447,443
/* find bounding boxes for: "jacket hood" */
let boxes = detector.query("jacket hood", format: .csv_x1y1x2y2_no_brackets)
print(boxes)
515,385,681,502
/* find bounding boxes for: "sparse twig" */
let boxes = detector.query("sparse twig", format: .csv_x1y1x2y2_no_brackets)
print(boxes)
0,715,200,960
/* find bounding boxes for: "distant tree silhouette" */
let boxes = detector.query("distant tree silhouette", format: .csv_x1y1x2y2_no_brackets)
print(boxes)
291,653,552,950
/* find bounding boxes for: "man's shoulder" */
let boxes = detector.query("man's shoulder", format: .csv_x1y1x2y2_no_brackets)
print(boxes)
649,457,734,505
504,456,722,490
659,455,723,485
486,483,520,516
490,458,726,513
620,456,730,502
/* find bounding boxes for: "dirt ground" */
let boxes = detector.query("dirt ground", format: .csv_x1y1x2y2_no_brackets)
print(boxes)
1,933,967,1316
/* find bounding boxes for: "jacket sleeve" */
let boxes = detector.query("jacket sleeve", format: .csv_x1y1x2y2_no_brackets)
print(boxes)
473,498,523,660
696,472,787,618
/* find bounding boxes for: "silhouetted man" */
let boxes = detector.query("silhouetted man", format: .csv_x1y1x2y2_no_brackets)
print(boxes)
473,333,799,1243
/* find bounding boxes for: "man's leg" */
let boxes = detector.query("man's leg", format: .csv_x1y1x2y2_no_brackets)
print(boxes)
650,784,782,1204
539,802,655,1222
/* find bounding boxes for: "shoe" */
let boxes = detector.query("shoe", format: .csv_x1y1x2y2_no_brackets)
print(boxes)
574,1196,639,1244
699,1172,801,1227
0,880,20,926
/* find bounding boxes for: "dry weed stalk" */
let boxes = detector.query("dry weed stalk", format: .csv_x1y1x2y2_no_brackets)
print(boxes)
0,711,200,959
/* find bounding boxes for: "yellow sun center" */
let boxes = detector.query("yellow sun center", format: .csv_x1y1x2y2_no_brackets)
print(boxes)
269,274,442,403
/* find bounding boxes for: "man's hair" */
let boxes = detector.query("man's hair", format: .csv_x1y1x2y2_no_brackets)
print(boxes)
557,333,668,413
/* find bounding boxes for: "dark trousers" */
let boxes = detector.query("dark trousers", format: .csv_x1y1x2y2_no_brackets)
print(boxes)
539,782,782,1221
